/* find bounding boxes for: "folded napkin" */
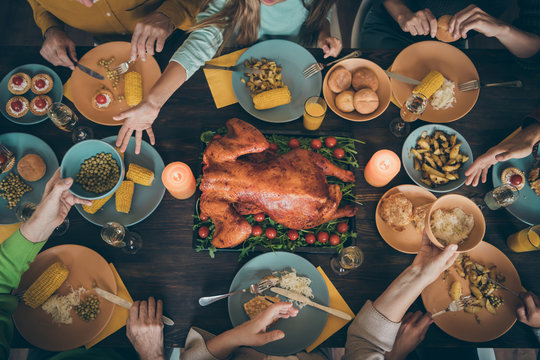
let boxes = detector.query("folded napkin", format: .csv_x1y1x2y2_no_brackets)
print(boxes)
202,49,248,109
63,79,74,102
0,223,21,244
85,263,133,349
306,267,355,352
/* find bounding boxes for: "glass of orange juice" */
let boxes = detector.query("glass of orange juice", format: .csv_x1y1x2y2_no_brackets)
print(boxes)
303,97,327,131
507,225,540,252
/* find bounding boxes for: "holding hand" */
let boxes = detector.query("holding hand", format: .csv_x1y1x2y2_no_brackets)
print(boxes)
411,232,458,287
131,13,175,62
317,35,342,59
40,27,77,70
385,311,433,360
517,292,540,328
449,5,507,40
127,297,165,360
113,100,159,154
397,9,437,38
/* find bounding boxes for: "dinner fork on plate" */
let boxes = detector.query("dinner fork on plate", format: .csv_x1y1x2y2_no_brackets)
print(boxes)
198,278,276,306
302,50,362,79
431,295,475,318
111,60,135,76
458,80,522,92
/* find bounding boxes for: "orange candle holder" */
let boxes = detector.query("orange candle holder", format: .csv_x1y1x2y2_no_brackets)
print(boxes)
364,150,401,187
161,162,196,200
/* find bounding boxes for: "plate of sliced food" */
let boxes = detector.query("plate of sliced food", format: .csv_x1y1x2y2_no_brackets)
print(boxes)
74,136,165,227
69,42,161,126
390,41,479,123
421,242,522,342
0,133,58,224
13,244,117,351
228,251,329,356
232,39,322,123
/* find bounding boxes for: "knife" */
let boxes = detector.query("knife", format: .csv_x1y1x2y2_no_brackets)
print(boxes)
75,62,105,80
271,287,352,321
385,70,420,85
202,63,263,75
94,287,175,326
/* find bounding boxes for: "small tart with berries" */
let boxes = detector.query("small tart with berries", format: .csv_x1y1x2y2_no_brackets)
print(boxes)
501,167,525,190
92,89,114,111
31,73,53,94
8,73,31,95
6,96,29,118
29,95,52,116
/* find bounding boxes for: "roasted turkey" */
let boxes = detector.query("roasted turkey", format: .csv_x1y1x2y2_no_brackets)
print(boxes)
200,118,357,248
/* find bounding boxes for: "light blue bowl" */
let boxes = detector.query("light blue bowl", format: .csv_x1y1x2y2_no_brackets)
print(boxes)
61,140,124,200
402,124,473,193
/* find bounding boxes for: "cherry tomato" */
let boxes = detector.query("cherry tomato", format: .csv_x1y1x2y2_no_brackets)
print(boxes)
329,234,340,246
325,137,337,148
96,94,107,104
265,227,277,239
213,134,222,139
35,98,46,109
0,154,6,165
35,79,46,89
510,174,522,186
305,233,316,244
11,100,22,112
310,139,322,150
337,222,348,233
198,226,210,238
252,225,263,236
254,213,265,222
287,230,299,241
12,76,22,86
288,138,300,149
199,214,209,221
317,231,329,243
268,142,278,151
333,148,345,159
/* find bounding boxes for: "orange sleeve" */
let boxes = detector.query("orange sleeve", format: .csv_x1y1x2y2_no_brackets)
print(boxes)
157,0,201,30
26,0,64,36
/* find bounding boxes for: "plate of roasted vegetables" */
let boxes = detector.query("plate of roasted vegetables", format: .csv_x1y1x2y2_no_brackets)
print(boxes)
74,136,165,227
421,242,522,342
232,39,322,123
402,124,473,193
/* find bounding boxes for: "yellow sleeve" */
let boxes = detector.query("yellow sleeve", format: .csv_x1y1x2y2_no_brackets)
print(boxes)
26,0,64,36
157,0,201,30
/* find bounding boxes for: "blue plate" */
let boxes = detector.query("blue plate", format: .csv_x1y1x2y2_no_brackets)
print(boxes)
228,252,329,356
402,124,473,193
0,64,63,125
492,149,540,225
74,136,165,227
232,40,322,123
0,133,58,224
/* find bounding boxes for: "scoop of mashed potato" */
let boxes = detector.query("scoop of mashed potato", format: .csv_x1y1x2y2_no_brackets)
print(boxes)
431,79,456,111
430,207,474,246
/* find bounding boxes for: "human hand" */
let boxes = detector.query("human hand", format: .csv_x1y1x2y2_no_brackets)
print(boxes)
411,232,458,287
20,169,91,243
448,5,507,40
317,35,342,59
127,297,165,360
397,9,437,38
113,100,159,154
385,311,432,360
131,12,175,61
516,292,540,328
40,27,77,70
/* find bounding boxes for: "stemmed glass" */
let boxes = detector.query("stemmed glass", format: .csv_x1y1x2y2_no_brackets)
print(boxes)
47,102,93,143
101,221,142,254
330,246,364,276
15,201,70,236
389,94,428,138
473,184,520,211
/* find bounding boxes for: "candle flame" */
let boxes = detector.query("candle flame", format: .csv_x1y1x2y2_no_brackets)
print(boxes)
173,172,182,182
379,159,391,171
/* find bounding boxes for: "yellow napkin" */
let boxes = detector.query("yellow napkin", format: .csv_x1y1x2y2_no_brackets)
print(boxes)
85,263,133,349
0,223,21,244
202,49,248,109
63,79,74,102
306,267,355,352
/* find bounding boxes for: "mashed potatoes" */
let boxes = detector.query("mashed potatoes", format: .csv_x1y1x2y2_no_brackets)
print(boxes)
431,79,456,110
430,207,474,246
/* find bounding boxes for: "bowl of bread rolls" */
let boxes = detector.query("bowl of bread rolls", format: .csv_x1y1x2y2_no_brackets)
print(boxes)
323,58,391,122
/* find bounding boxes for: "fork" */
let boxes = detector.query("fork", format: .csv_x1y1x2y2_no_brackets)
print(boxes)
458,80,522,92
302,50,362,79
198,278,276,306
110,60,134,76
431,295,475,318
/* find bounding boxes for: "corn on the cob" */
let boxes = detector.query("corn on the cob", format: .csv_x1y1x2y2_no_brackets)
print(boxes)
126,163,154,186
124,71,142,107
82,193,114,214
413,71,445,99
23,262,69,309
115,180,134,213
252,86,291,110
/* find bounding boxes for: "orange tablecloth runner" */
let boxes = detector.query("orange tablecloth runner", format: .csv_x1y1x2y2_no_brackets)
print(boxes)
0,223,21,244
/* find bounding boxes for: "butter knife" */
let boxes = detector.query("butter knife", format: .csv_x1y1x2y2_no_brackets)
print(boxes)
75,62,105,80
385,70,420,85
94,287,174,326
271,287,352,321
202,63,263,75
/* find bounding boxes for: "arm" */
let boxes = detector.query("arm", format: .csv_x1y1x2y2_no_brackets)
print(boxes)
317,20,342,58
157,0,201,30
383,0,437,38
26,0,64,37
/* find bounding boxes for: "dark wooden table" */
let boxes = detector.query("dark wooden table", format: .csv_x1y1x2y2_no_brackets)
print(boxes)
2,45,540,350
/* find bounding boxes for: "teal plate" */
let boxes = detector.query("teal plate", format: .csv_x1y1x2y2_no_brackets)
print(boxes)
232,39,322,123
228,252,329,356
74,136,165,227
402,124,473,193
0,64,63,125
0,133,58,224
492,148,540,225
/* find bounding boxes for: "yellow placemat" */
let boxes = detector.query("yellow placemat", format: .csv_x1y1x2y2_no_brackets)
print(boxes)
63,79,73,102
306,267,355,352
0,223,21,244
202,49,248,109
85,263,133,349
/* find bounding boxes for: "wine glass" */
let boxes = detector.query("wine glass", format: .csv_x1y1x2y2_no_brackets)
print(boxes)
101,222,142,254
330,246,364,276
47,102,93,143
389,94,428,138
15,201,70,236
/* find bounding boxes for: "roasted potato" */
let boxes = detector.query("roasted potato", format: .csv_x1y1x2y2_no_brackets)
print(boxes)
243,58,284,96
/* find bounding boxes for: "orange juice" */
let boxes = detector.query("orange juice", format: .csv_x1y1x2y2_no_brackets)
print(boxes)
507,225,540,252
303,97,326,130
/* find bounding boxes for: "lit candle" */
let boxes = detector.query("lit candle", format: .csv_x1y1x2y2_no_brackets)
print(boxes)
161,162,197,199
364,150,401,187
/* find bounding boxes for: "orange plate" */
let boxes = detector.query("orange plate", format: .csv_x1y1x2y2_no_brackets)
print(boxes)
13,245,117,351
422,242,522,342
375,184,436,254
70,42,161,126
390,41,479,123
323,58,391,122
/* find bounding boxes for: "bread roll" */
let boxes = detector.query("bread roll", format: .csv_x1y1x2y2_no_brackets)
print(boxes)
436,15,458,43
352,68,379,91
328,67,352,93
335,90,355,113
17,154,46,182
353,88,379,114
